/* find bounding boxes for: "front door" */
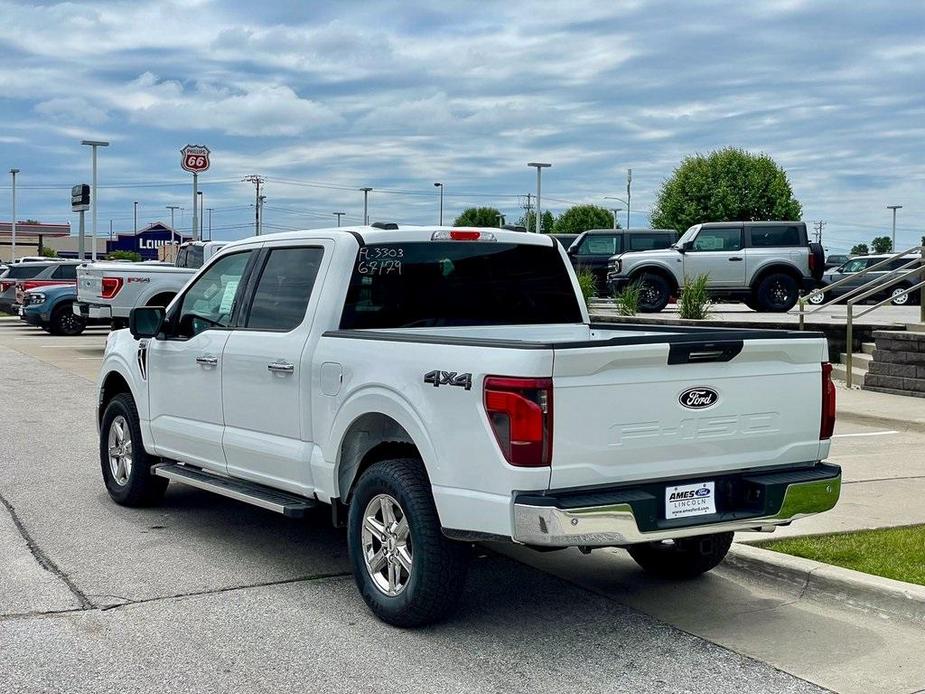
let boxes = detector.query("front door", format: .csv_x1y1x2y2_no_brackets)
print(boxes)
683,226,746,288
221,245,328,494
148,249,255,472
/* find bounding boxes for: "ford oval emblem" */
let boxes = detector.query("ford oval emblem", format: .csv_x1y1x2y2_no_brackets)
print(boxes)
679,387,718,409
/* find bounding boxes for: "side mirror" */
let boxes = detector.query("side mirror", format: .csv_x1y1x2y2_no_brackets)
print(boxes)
129,306,165,339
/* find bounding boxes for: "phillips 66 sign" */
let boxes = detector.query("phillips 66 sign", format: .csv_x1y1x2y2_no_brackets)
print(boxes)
180,145,210,173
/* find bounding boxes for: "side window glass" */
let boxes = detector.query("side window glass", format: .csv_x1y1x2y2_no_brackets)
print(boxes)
749,226,801,247
692,228,742,252
629,234,671,251
246,248,324,331
841,259,867,273
177,251,252,335
52,264,77,280
577,235,618,255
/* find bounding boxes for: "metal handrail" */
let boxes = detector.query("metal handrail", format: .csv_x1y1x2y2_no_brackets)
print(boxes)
797,244,924,328
843,275,925,386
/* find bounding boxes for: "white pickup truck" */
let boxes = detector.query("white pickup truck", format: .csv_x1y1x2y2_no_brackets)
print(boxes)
75,241,227,328
95,226,841,627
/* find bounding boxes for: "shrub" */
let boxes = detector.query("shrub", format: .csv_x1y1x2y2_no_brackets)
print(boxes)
107,251,142,262
576,269,597,302
614,282,641,316
38,246,58,258
677,273,712,319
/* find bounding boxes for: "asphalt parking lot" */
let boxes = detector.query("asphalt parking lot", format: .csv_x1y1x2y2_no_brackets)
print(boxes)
1,315,923,694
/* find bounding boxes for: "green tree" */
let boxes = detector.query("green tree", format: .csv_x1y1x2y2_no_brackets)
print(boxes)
870,236,892,254
554,204,618,233
453,207,503,227
38,246,58,257
650,147,803,234
849,243,869,256
516,210,556,233
24,219,40,224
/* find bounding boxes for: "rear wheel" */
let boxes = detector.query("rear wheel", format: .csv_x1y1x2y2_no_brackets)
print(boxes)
756,273,799,312
890,286,912,306
49,303,86,336
627,532,734,579
807,291,826,305
636,273,671,313
347,458,470,627
99,393,168,506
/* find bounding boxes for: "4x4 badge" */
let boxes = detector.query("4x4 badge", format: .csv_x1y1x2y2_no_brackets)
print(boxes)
679,387,718,409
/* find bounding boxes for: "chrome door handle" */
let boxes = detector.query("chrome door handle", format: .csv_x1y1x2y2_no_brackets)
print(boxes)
196,355,218,366
267,361,294,374
728,257,744,261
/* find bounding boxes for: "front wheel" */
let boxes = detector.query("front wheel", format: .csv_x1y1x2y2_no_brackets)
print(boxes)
99,393,168,506
49,303,86,336
347,458,470,627
636,273,671,313
627,532,733,579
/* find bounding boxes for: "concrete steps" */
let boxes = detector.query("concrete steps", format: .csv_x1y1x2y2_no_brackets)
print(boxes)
832,362,868,386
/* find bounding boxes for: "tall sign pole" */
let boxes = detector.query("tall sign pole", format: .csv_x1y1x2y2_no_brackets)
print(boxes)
71,184,90,259
181,145,210,242
81,141,109,260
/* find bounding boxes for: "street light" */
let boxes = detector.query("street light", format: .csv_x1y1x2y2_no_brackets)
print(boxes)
9,169,19,262
333,212,345,227
166,205,180,246
527,162,551,233
433,182,444,226
360,187,372,226
81,140,109,261
133,201,138,234
604,196,627,229
887,205,903,252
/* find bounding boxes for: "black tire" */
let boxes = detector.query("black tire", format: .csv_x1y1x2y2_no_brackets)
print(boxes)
347,458,470,627
756,273,799,312
627,532,734,579
49,303,86,336
99,393,168,507
111,318,128,330
636,273,671,313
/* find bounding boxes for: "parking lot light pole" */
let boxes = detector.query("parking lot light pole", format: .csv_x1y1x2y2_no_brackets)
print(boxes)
433,182,444,225
527,163,551,233
360,187,372,226
9,168,19,262
81,140,109,261
333,212,345,227
133,201,138,234
166,205,180,246
626,168,632,229
887,205,902,252
604,196,627,229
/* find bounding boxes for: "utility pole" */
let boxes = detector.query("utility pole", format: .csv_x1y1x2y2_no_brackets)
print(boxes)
81,140,109,260
360,187,372,225
812,220,826,244
166,205,180,246
207,208,213,241
333,212,345,227
887,205,902,251
522,193,533,232
433,182,444,225
9,169,18,262
626,168,632,229
243,175,265,236
527,162,551,233
133,201,138,234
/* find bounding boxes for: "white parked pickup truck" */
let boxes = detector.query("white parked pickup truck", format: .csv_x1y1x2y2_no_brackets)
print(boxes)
75,241,227,328
95,226,841,627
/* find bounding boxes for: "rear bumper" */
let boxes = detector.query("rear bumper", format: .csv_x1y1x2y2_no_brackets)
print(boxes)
512,462,841,547
81,303,112,319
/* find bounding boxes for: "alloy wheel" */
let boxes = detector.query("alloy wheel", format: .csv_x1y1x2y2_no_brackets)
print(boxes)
107,415,133,486
361,493,412,596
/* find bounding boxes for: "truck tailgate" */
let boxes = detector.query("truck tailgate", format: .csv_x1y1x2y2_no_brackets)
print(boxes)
550,337,827,490
77,267,102,302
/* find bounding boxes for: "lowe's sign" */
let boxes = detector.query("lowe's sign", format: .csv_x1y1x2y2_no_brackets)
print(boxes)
106,223,191,260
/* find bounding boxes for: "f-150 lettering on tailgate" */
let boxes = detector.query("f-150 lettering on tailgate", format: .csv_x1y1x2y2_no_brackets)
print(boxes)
608,412,779,446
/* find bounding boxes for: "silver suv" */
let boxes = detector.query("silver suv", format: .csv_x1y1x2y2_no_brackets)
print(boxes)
607,221,823,312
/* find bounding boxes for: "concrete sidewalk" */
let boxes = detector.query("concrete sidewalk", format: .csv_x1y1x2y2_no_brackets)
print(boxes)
835,382,925,431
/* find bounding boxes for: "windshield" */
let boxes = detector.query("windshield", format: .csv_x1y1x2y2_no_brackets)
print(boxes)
340,241,583,329
674,226,699,247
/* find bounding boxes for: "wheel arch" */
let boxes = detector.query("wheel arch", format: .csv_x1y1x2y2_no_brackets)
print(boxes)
749,262,803,290
628,264,679,292
98,369,133,428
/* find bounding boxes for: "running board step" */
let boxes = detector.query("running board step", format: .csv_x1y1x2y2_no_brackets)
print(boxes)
152,463,316,517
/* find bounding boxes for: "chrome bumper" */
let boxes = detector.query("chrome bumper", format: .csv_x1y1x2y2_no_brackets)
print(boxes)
512,468,841,547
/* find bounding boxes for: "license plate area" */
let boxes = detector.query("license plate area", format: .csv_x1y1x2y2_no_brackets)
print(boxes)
665,481,716,519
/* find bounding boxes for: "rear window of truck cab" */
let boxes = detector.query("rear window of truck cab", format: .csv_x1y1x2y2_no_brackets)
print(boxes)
339,241,583,329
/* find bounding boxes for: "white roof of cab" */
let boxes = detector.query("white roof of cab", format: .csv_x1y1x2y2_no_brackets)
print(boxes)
220,225,558,250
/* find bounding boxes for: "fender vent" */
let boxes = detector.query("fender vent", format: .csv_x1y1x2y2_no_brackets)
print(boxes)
137,339,149,381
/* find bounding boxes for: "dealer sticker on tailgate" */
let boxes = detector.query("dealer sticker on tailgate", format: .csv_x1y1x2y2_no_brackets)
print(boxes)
665,481,716,519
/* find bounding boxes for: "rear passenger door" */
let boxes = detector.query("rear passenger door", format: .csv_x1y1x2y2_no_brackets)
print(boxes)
221,242,330,494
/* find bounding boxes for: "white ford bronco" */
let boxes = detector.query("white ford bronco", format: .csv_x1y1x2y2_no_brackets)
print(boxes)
607,221,825,312
96,226,841,626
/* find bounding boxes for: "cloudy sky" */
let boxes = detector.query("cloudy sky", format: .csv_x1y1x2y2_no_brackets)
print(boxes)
1,0,923,251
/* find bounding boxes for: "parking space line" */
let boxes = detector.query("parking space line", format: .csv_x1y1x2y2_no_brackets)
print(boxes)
832,430,898,438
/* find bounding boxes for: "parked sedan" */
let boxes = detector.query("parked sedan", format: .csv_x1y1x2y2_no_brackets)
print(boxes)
20,283,105,335
810,254,922,305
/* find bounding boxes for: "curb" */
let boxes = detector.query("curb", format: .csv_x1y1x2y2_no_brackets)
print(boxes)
725,543,925,624
835,408,925,433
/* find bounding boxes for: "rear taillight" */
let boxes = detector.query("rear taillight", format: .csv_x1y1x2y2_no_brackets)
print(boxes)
820,363,836,440
100,277,123,299
484,376,553,467
808,253,816,272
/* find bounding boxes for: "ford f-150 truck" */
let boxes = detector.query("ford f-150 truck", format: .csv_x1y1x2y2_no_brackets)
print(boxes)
95,225,840,627
75,241,227,328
